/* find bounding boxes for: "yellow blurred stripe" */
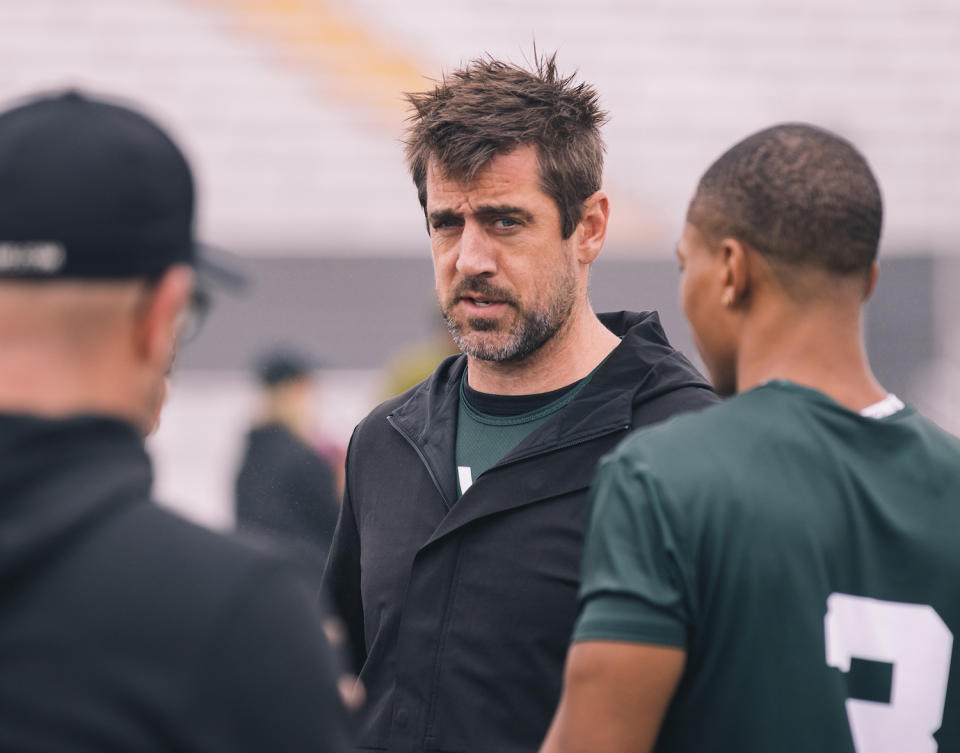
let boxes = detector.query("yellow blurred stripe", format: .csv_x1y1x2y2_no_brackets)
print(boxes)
200,0,429,123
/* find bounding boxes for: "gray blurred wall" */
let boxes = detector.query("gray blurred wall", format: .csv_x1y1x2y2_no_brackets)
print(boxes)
181,254,935,401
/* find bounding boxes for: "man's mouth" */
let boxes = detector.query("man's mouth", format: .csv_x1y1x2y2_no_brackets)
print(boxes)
449,278,515,313
461,294,505,308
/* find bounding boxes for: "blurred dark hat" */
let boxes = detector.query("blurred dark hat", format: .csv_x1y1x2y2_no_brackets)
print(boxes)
257,350,320,387
0,89,242,286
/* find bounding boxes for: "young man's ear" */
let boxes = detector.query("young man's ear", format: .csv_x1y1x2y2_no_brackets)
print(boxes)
574,190,610,265
719,237,751,308
134,264,195,368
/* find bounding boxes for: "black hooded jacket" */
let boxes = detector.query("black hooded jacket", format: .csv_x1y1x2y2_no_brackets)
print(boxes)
0,414,350,753
322,311,719,753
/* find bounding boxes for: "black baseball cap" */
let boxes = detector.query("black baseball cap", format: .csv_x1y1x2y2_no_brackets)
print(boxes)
256,349,320,387
0,89,241,284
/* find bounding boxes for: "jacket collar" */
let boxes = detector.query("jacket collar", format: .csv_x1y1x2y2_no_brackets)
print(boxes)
388,311,710,506
0,414,152,587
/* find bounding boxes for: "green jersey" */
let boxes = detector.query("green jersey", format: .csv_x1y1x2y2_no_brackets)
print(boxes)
576,381,960,753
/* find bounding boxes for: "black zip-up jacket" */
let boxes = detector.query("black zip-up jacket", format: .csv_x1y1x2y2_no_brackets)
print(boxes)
323,311,719,753
0,413,351,753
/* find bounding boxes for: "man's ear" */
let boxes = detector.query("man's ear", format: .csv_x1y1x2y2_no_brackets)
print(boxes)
574,190,610,265
719,237,750,308
133,264,195,369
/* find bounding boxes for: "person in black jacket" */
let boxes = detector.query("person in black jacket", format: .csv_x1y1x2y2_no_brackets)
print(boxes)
235,350,340,580
321,52,719,753
0,90,351,753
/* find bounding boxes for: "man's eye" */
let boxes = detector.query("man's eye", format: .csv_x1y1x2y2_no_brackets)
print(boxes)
433,219,460,230
495,217,520,229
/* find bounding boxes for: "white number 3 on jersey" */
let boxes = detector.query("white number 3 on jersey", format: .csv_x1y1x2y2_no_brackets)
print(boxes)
824,593,953,753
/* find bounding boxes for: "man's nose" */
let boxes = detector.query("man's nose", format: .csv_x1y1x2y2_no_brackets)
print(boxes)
455,222,497,277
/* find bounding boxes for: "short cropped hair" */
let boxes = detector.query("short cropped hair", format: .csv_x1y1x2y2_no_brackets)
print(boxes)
688,123,883,275
404,53,607,239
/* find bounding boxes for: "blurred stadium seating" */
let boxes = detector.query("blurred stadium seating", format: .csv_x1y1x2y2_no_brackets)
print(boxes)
3,0,957,255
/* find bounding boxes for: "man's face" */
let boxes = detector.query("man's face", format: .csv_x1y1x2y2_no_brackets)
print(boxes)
677,221,737,395
426,145,579,363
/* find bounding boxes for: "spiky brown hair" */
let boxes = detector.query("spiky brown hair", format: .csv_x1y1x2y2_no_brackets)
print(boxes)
404,52,607,239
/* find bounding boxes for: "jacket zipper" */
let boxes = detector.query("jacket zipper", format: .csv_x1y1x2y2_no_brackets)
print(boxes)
387,413,461,749
386,415,453,508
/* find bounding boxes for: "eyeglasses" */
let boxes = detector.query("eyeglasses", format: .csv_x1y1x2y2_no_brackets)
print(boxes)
180,284,211,344
135,276,213,345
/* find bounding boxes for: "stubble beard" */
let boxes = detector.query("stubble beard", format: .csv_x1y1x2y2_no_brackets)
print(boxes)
440,268,578,363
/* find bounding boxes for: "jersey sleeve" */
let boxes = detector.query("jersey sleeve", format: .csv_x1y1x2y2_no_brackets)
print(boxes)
573,448,693,648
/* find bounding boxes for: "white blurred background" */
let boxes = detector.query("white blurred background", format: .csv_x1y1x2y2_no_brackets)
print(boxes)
2,0,958,527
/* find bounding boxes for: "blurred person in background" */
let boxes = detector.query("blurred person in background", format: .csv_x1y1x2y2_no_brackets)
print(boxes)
235,348,341,580
322,53,718,753
542,124,960,753
380,309,460,398
0,90,351,753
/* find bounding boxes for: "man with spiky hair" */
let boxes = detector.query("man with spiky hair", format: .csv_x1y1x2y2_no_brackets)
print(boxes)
322,53,716,753
542,124,960,753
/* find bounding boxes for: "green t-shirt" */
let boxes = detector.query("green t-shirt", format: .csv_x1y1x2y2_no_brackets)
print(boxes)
455,373,590,495
576,380,960,753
